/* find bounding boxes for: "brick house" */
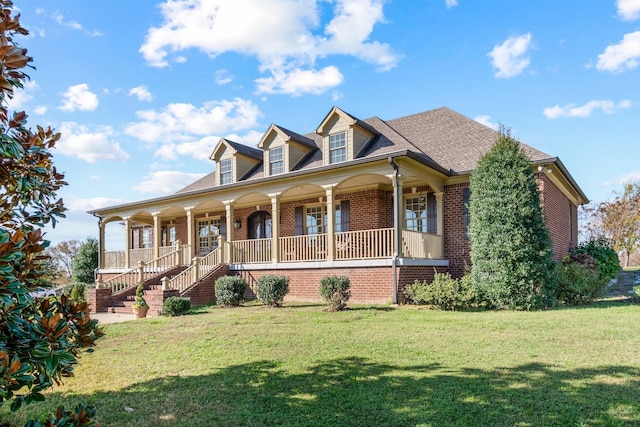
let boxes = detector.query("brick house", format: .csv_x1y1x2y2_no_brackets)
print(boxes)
87,106,588,314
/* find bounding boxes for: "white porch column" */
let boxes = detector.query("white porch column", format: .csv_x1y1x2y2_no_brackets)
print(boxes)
186,207,194,262
435,192,444,257
98,219,105,269
123,217,131,269
269,193,280,263
323,185,335,261
224,201,234,264
153,212,161,261
224,202,234,242
395,176,404,257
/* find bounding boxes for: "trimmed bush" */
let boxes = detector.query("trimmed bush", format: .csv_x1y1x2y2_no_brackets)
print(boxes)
256,275,290,307
572,239,620,284
215,276,247,307
403,273,477,311
554,256,604,305
319,276,350,311
63,282,87,302
163,296,191,316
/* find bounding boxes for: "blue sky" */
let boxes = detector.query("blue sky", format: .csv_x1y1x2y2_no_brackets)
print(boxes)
9,0,640,248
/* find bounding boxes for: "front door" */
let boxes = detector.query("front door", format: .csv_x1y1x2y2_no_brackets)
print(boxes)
248,211,272,239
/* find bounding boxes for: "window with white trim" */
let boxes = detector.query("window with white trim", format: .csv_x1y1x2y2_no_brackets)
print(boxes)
197,218,220,255
220,159,232,185
405,196,427,233
270,146,284,175
162,225,176,247
306,205,324,235
329,132,347,164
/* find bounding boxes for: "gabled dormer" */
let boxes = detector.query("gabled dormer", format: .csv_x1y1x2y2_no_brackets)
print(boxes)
316,106,379,166
210,138,263,185
258,124,316,176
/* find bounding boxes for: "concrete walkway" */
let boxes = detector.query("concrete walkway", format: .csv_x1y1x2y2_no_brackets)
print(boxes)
92,312,137,324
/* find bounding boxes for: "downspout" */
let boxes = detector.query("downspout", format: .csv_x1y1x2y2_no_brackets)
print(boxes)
388,157,400,304
91,212,102,283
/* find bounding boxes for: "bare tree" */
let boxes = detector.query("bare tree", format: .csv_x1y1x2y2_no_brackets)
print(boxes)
48,239,81,281
581,183,640,267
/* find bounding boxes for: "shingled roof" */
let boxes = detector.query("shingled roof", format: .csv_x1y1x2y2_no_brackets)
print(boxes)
177,106,554,194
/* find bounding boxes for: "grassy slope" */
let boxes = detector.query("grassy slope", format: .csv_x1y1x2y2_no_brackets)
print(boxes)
2,301,639,426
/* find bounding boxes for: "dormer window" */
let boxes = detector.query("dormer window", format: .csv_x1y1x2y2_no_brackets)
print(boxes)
220,159,233,185
270,146,284,175
329,132,346,164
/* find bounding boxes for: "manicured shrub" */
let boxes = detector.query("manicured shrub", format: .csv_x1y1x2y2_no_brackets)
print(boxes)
63,282,87,302
215,276,247,306
319,276,351,311
256,275,290,307
633,285,640,302
163,296,191,316
468,129,556,310
554,256,604,305
572,238,620,284
403,273,477,311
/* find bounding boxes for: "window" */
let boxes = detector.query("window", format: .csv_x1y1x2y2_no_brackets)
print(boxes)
295,202,349,235
270,146,284,175
329,132,346,164
197,218,220,255
463,187,471,240
162,225,176,247
306,205,324,235
141,228,153,248
220,159,232,185
405,196,427,232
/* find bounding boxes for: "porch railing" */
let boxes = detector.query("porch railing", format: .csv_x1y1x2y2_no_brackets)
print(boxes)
335,228,394,260
231,238,272,263
102,243,191,269
401,229,443,259
99,243,191,293
279,234,328,262
164,247,223,293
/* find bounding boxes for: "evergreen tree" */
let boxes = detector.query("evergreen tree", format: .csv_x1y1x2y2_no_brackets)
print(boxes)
71,238,99,284
468,128,555,309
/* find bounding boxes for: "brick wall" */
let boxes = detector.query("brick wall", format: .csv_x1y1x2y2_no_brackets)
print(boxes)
86,288,112,313
397,264,449,303
182,265,229,307
234,266,395,303
538,173,578,259
443,183,471,278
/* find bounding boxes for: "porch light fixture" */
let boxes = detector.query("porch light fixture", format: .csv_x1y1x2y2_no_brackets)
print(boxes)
234,219,242,229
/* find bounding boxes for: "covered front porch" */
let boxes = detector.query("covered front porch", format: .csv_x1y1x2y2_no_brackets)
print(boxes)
93,162,449,296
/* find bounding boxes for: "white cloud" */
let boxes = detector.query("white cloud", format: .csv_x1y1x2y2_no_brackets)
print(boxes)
613,170,640,185
488,33,533,78
446,0,458,8
34,106,48,115
125,98,261,145
596,31,640,73
129,85,153,102
59,83,99,112
53,12,82,30
57,122,130,163
155,136,221,161
215,69,234,85
65,196,129,212
617,0,640,20
139,0,398,95
6,80,38,111
542,99,632,119
474,115,499,130
132,171,207,194
255,66,344,96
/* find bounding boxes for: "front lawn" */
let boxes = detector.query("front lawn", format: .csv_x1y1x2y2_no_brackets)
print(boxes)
2,301,639,426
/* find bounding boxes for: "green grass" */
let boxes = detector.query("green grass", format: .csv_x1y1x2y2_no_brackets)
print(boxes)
2,301,640,426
